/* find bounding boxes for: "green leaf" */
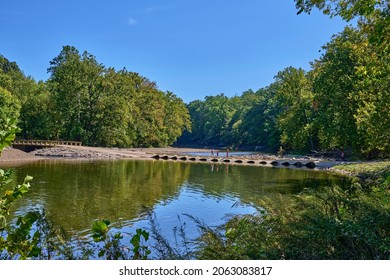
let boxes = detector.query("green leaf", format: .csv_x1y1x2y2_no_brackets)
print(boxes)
92,220,110,241
18,185,30,195
0,215,6,229
24,176,33,182
27,246,42,258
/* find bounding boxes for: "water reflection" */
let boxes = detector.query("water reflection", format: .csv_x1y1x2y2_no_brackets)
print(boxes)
6,159,343,238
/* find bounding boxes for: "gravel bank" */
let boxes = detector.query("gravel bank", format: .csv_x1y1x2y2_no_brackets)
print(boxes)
0,147,42,162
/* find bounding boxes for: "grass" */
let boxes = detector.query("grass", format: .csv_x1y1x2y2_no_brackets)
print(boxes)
331,161,390,186
332,160,390,174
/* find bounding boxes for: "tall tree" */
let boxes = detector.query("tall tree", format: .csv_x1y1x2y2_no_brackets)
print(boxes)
47,46,106,144
273,67,316,151
311,27,363,152
163,91,191,146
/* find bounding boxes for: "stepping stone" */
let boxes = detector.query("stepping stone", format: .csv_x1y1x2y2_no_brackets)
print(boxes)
305,162,316,168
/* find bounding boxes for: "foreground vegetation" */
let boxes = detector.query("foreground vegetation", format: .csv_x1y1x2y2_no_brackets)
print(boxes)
193,163,390,260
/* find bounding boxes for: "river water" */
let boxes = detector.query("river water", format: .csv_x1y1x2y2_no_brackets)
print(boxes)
4,159,344,250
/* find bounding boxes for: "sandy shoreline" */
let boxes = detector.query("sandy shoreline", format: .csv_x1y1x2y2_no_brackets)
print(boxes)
0,145,342,169
0,146,225,163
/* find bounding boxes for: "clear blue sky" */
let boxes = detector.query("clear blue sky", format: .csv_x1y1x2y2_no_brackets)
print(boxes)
1,0,350,103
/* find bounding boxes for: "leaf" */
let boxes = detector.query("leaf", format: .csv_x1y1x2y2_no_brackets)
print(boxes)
24,176,33,182
98,250,105,258
92,220,110,241
27,246,42,258
18,185,30,195
0,215,6,229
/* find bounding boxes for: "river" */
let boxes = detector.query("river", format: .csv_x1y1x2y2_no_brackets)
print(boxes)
4,159,344,254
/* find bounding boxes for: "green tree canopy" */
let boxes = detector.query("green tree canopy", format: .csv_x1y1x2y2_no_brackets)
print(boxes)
295,0,388,21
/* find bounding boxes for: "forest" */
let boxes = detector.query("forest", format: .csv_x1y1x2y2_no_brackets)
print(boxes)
179,5,390,159
0,47,191,148
1,0,389,159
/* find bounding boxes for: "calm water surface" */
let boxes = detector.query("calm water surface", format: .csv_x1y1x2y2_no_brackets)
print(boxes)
4,159,343,241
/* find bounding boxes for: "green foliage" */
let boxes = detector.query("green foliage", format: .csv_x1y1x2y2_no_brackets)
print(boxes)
1,48,190,148
18,82,54,140
195,182,390,259
0,87,20,133
311,26,363,152
0,119,19,152
90,220,150,260
294,0,388,21
311,22,389,157
131,228,151,260
0,127,39,258
178,11,389,158
0,175,36,259
273,67,316,151
91,220,110,242
2,211,42,259
179,90,281,150
45,46,190,147
0,170,32,229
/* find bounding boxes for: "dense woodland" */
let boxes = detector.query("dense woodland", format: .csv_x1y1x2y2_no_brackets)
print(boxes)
179,3,390,159
0,47,191,148
1,0,389,159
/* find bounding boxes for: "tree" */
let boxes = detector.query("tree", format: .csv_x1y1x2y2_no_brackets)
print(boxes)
310,23,389,157
273,67,316,151
18,83,55,140
311,27,363,153
295,0,388,21
237,88,280,150
0,87,20,133
46,47,190,147
47,46,106,144
163,92,191,146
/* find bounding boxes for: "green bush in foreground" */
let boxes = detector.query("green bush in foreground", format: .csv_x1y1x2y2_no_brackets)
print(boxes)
195,180,390,260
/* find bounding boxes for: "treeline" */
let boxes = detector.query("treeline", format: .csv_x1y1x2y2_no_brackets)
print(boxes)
0,46,191,147
178,4,390,159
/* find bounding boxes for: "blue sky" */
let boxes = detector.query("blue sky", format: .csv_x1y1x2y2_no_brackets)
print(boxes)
1,0,350,103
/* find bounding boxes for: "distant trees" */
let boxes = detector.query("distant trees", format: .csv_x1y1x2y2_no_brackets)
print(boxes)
178,1,389,158
0,55,21,133
273,67,316,152
179,22,389,158
0,47,190,148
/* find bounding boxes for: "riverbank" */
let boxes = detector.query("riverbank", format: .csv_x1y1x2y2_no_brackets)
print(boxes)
330,161,390,186
0,146,218,164
0,145,351,170
0,147,43,162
